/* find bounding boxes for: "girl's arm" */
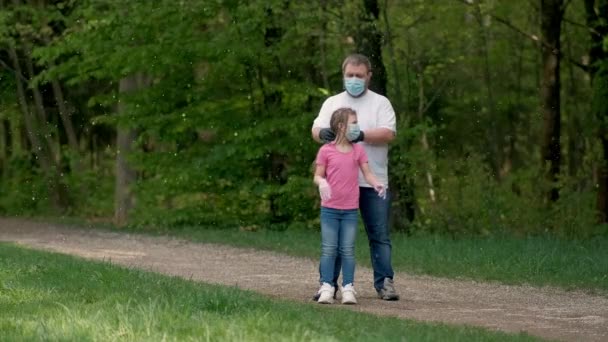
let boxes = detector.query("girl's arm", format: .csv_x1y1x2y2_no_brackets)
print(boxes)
314,164,332,201
314,164,327,184
360,162,386,198
360,162,381,187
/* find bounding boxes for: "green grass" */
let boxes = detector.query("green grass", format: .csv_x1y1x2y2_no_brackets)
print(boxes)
41,216,608,294
0,243,541,341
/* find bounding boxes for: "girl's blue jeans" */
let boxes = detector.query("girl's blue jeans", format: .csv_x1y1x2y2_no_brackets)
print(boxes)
318,188,395,291
319,206,358,286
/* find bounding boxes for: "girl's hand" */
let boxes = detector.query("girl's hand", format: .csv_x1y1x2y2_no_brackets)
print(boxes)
318,179,332,201
374,184,386,200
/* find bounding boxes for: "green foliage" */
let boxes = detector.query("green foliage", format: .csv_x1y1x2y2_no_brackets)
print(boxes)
409,153,605,239
592,63,608,128
0,151,114,218
416,154,515,236
0,156,49,215
0,0,605,239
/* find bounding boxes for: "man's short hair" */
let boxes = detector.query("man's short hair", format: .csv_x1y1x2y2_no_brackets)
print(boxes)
342,54,372,74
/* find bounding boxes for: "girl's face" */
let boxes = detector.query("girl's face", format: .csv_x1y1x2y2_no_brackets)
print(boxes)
348,114,357,125
339,114,357,133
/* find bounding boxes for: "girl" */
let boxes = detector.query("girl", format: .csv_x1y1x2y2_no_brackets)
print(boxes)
314,107,385,304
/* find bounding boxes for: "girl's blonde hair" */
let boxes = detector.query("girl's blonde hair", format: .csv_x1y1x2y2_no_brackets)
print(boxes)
330,107,357,142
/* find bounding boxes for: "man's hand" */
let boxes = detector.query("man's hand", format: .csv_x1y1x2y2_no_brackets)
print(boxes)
319,128,336,143
349,131,365,143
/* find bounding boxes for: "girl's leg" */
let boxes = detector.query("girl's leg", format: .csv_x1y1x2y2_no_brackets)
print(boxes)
339,209,359,286
320,207,340,284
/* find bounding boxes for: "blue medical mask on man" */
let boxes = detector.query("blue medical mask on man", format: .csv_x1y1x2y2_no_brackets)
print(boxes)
346,123,361,141
344,77,366,97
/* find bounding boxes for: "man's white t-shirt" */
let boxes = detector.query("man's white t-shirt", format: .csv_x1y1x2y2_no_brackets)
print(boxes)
312,90,396,188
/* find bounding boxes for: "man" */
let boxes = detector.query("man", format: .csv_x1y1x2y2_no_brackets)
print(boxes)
311,53,399,301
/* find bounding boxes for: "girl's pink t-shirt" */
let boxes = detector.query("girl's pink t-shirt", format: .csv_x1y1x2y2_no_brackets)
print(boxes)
316,143,368,210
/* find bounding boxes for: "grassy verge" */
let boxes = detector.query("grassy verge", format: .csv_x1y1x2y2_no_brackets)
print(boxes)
0,242,540,341
40,216,608,294
130,225,608,295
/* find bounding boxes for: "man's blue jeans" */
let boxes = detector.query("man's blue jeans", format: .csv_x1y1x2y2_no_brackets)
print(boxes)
319,207,358,286
359,187,395,290
319,187,394,291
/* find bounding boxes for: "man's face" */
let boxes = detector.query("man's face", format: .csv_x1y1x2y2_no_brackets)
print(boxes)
343,63,371,85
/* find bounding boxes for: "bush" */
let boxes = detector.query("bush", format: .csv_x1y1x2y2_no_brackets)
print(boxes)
408,154,606,239
129,175,319,231
0,155,50,216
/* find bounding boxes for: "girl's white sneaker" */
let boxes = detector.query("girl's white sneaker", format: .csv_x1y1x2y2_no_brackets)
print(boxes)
341,284,357,304
317,283,335,304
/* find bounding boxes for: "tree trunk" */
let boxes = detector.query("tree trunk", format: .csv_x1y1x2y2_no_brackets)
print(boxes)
9,114,22,157
114,74,149,226
475,4,500,180
318,0,330,90
51,80,79,153
356,0,387,95
8,45,68,211
261,8,290,223
382,0,402,109
564,25,585,181
501,35,526,180
539,0,563,203
0,119,6,176
585,0,608,222
417,71,436,203
23,49,58,160
357,0,416,230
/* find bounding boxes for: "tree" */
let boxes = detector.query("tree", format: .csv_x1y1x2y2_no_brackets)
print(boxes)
114,74,150,226
539,0,564,203
356,0,388,95
2,0,70,212
585,0,608,222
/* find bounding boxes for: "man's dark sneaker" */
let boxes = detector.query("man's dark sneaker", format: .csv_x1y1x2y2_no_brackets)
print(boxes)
377,278,400,301
312,284,338,301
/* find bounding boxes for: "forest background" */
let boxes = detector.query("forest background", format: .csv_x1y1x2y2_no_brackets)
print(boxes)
2,0,608,239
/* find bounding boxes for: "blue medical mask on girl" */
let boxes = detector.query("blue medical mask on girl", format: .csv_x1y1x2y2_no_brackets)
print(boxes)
346,123,361,141
344,77,366,97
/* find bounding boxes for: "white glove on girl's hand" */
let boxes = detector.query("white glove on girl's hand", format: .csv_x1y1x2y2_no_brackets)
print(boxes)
374,184,386,200
318,179,332,201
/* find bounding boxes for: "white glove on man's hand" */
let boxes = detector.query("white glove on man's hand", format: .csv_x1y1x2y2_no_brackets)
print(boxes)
374,184,386,200
318,179,332,201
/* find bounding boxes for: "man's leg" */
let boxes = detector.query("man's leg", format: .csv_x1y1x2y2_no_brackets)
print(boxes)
359,187,399,300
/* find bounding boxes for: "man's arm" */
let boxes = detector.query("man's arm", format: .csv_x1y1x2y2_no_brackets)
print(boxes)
312,126,337,144
361,96,397,145
312,127,323,143
359,127,395,145
312,98,334,143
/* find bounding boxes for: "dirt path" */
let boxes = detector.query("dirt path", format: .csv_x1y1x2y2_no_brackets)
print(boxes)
1,218,606,341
